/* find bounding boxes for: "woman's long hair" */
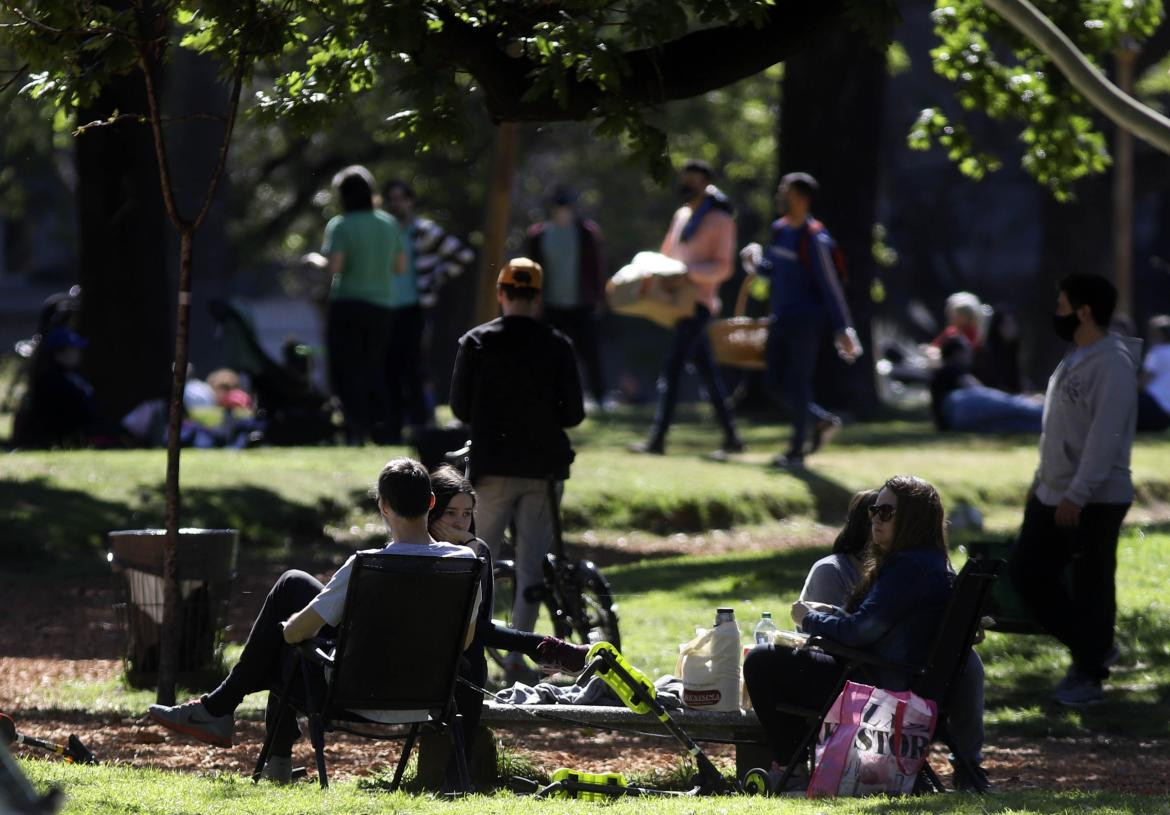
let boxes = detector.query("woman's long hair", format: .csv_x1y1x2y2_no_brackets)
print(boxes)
428,464,476,533
832,489,879,557
845,475,947,612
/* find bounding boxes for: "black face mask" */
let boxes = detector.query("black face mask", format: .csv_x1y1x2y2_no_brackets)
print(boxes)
1053,312,1080,342
677,183,700,202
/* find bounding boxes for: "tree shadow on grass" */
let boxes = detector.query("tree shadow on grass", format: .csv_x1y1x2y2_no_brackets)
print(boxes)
0,477,358,571
983,610,1170,741
607,549,826,601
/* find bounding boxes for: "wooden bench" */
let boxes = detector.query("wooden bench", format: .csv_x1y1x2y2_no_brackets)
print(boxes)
476,701,771,779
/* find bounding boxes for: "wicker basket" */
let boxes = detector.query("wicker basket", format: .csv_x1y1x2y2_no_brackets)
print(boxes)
709,277,769,370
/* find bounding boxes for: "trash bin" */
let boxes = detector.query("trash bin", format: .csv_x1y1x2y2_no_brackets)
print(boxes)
109,528,238,689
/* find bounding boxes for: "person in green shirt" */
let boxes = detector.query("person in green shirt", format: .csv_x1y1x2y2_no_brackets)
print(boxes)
322,165,407,445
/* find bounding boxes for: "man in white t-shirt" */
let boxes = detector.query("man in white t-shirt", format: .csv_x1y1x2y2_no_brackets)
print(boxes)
147,458,477,782
1138,315,1170,432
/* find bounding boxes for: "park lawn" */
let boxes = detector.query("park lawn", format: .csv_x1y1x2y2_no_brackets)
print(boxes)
22,528,1170,744
16,759,1170,815
4,408,1170,563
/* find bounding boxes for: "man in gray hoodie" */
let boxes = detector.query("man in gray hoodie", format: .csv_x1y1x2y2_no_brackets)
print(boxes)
1010,274,1141,706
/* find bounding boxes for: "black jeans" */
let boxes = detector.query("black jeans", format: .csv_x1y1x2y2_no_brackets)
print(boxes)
384,304,428,441
649,304,738,445
544,305,606,403
743,644,850,767
766,313,836,456
1010,496,1129,680
203,570,331,757
327,299,392,444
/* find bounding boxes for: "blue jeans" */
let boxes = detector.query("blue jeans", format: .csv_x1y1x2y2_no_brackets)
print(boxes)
942,387,1042,434
649,304,738,444
766,313,835,456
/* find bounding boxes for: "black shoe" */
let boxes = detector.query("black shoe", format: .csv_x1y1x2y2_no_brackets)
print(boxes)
629,439,665,455
770,452,805,469
722,436,745,454
806,416,842,455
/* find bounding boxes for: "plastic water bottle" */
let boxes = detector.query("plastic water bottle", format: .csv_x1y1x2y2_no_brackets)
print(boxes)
754,612,778,645
715,607,736,626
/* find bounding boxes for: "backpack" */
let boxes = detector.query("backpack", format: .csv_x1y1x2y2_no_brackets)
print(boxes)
797,219,848,287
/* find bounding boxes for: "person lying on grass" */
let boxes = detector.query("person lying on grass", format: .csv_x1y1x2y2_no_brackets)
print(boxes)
744,475,953,794
791,486,988,790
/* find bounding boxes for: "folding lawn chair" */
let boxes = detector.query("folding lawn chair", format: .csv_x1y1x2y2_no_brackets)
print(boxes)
252,553,484,791
770,557,1003,794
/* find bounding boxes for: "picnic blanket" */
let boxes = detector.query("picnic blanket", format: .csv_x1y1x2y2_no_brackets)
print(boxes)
494,674,686,710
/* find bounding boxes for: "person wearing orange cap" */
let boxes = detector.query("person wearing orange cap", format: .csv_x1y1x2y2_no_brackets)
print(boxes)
449,259,585,664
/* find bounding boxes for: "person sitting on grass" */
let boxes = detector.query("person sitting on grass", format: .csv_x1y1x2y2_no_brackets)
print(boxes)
744,475,953,794
147,458,481,784
792,486,988,790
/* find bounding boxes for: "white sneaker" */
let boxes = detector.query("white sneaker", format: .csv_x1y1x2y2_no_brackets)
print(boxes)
148,699,234,747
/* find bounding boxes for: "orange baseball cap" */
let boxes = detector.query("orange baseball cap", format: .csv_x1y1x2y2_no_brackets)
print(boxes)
497,257,543,290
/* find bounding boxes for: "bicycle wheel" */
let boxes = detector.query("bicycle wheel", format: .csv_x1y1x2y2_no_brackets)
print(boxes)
552,559,621,652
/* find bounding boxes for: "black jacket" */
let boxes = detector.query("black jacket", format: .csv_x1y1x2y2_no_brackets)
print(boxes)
450,315,585,481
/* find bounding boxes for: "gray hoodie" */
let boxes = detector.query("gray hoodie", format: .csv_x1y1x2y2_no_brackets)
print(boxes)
1033,334,1142,507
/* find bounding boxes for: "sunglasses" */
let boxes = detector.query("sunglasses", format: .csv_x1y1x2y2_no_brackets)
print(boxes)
868,504,896,522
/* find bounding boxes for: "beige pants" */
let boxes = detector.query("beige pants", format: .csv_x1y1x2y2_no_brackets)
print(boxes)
474,475,560,632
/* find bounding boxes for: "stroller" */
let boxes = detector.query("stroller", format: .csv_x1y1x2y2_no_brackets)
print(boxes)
207,299,339,446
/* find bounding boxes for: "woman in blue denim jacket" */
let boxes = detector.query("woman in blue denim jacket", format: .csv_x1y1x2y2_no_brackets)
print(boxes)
743,475,952,791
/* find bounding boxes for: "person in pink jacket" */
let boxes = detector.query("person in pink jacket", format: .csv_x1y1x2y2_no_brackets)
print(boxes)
631,159,743,456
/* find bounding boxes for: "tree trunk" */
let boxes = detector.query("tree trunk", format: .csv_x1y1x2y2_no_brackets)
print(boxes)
778,25,886,417
156,226,194,706
76,74,173,423
475,123,517,324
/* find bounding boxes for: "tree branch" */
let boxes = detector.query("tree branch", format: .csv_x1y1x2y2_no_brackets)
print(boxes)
430,0,853,122
73,111,229,134
137,44,186,228
193,51,245,229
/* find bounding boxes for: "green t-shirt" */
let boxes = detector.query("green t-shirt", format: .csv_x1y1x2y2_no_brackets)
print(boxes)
322,209,414,308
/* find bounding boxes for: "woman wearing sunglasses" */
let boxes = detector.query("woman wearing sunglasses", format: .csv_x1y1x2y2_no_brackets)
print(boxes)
744,475,954,792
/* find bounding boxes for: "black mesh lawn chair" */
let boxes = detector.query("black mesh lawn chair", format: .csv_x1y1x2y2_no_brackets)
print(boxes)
252,553,484,791
774,557,1003,794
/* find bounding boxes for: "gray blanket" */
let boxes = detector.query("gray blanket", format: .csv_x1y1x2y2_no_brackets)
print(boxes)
494,674,685,710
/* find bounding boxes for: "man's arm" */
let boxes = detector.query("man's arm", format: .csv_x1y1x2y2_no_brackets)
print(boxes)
808,232,852,333
556,337,586,428
1059,356,1138,518
283,606,327,644
328,253,345,278
449,340,474,422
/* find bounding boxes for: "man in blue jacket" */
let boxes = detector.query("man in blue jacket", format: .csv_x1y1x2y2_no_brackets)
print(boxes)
1010,274,1139,706
742,173,861,468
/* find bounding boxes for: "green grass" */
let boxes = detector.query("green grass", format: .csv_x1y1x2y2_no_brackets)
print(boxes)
593,527,1170,741
16,760,1170,815
4,408,1170,565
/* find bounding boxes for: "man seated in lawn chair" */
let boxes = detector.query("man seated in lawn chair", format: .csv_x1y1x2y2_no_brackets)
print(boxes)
148,457,480,783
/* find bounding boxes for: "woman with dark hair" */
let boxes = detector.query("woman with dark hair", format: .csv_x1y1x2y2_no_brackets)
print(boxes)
322,164,408,445
744,475,954,792
792,489,878,624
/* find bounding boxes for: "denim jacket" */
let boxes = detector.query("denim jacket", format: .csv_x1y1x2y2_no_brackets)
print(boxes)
801,547,952,690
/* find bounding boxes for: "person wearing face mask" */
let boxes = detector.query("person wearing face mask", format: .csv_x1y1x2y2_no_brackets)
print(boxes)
743,476,953,793
1009,274,1140,707
740,173,862,469
630,159,744,457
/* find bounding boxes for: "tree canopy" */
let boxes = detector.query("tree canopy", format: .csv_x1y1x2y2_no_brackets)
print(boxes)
911,0,1164,199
